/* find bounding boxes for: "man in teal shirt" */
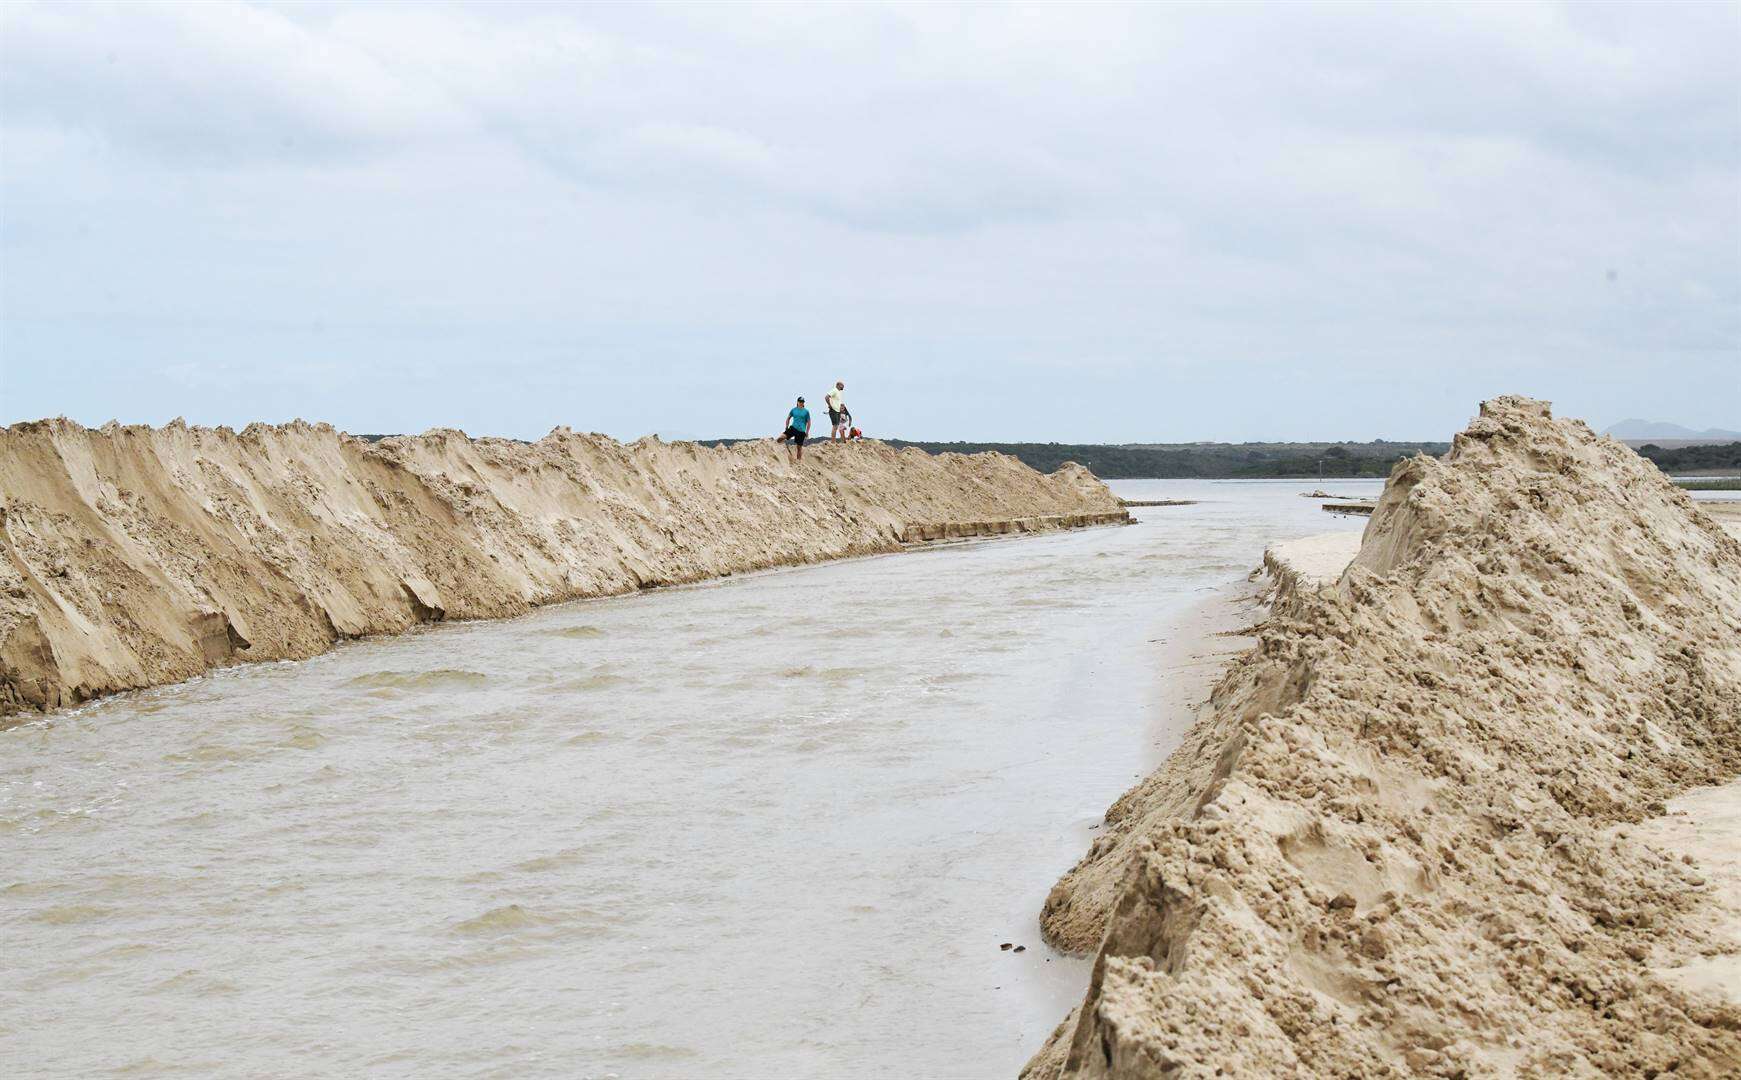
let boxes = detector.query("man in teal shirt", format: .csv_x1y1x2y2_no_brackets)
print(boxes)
780,395,811,462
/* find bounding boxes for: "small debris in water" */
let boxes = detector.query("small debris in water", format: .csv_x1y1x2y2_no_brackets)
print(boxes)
1000,942,1012,951
1014,945,1027,953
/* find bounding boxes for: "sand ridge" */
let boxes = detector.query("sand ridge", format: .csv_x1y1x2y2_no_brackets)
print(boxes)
0,419,1120,718
1029,398,1741,1077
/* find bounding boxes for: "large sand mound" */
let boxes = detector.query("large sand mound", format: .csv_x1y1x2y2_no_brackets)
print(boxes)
0,419,1119,718
1030,398,1741,1077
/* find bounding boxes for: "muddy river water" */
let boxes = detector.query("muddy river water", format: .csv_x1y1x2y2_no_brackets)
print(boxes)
2,481,1381,1078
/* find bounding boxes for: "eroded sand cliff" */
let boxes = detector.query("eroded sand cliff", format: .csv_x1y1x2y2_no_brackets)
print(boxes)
1030,398,1741,1077
0,419,1120,717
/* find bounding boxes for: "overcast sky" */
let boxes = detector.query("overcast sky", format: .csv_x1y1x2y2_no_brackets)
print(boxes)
2,1,1737,442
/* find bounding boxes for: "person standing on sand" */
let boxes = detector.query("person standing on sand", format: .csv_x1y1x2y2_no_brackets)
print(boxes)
779,395,811,461
825,380,848,441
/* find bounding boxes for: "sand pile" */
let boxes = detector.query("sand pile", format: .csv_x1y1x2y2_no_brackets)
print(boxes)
0,419,1119,717
1029,398,1741,1077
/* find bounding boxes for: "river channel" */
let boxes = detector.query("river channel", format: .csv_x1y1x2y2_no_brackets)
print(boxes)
2,480,1381,1078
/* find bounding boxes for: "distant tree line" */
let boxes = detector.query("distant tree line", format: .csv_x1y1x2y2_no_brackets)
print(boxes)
879,440,1452,479
876,439,1741,479
1635,442,1741,475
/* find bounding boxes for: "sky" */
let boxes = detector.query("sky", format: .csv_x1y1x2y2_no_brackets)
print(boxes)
2,1,1737,443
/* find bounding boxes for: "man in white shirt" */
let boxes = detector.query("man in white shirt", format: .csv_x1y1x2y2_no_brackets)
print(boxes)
825,381,848,441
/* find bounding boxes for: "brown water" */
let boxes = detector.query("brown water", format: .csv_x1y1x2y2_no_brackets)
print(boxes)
1,481,1377,1079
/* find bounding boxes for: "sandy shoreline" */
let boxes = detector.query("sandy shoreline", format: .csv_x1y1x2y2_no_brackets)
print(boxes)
1029,399,1741,1077
1023,579,1277,1046
1140,581,1266,761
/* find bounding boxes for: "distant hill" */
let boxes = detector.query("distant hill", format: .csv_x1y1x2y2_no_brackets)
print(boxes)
1604,419,1741,440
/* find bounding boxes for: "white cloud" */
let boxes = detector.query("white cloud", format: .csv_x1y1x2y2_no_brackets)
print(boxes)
1,0,459,164
1,1,1735,440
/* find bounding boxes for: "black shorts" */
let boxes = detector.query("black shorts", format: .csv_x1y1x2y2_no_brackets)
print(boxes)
784,427,807,446
828,407,843,426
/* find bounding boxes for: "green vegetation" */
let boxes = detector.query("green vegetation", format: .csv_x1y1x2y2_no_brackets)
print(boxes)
876,438,1741,481
879,440,1450,479
1635,442,1741,475
1677,477,1741,491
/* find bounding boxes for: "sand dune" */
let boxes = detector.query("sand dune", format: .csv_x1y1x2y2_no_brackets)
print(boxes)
1030,398,1741,1077
0,420,1119,718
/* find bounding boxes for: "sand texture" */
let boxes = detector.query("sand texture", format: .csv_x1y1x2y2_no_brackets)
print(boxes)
0,419,1119,718
1264,532,1364,599
1627,780,1741,1008
1029,398,1741,1078
1701,501,1741,541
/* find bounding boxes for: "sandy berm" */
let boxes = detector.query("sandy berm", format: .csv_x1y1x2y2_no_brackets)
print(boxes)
0,420,1121,718
1028,397,1740,1077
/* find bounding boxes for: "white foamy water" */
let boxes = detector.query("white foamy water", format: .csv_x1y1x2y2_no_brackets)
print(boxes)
2,481,1378,1079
